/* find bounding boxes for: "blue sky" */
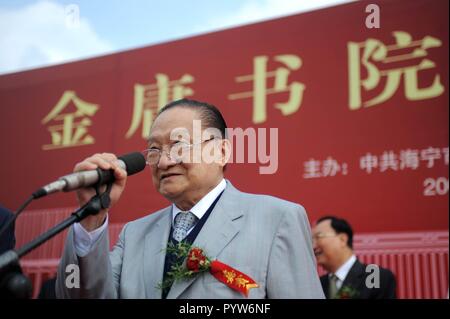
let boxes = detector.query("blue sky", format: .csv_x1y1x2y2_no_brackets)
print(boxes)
0,0,354,75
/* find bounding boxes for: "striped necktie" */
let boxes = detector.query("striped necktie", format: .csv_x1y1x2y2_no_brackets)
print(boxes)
328,274,339,299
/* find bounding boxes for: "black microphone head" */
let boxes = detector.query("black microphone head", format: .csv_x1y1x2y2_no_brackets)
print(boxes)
118,152,146,176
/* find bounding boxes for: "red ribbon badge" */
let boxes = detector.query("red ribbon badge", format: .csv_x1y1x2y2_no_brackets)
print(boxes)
187,247,259,297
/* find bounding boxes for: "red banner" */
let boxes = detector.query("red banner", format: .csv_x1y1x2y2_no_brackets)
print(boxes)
0,0,447,233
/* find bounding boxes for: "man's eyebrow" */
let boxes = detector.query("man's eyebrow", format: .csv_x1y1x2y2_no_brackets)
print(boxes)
147,135,160,144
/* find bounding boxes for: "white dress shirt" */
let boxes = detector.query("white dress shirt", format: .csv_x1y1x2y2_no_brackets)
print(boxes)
171,178,226,236
73,214,109,257
73,178,226,257
329,254,357,289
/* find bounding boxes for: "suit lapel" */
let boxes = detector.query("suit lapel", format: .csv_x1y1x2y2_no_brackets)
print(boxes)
143,207,172,298
167,182,245,299
320,275,329,298
340,259,365,293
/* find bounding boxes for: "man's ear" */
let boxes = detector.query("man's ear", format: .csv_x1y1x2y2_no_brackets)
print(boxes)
338,233,349,247
220,138,231,167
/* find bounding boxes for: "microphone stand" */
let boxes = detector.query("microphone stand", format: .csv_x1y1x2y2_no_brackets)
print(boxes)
0,184,112,298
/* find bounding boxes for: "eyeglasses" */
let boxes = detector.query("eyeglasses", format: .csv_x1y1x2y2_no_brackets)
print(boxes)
312,232,338,242
142,137,217,165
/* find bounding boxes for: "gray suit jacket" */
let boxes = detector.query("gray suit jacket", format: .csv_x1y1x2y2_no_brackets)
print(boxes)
56,181,324,299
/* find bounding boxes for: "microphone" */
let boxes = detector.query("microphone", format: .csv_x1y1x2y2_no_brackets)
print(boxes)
32,152,146,199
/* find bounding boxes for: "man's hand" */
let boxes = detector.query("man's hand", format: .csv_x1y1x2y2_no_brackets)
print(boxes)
74,153,127,231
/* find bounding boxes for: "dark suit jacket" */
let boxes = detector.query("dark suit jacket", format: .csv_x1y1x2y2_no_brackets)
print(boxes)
320,259,396,299
0,205,15,254
38,277,57,299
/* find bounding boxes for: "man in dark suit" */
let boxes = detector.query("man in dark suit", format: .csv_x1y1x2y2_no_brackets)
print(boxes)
312,216,396,299
0,204,16,254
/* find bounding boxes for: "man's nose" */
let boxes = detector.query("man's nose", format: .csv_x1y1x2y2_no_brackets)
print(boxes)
157,151,176,169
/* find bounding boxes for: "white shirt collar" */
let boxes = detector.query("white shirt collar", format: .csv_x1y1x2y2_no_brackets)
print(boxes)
171,178,226,224
332,254,357,283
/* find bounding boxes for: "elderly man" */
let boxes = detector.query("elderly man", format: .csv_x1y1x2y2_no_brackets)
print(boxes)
312,216,396,299
56,99,324,299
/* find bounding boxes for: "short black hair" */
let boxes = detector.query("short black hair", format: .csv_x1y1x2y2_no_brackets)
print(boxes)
156,98,227,138
316,216,354,249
